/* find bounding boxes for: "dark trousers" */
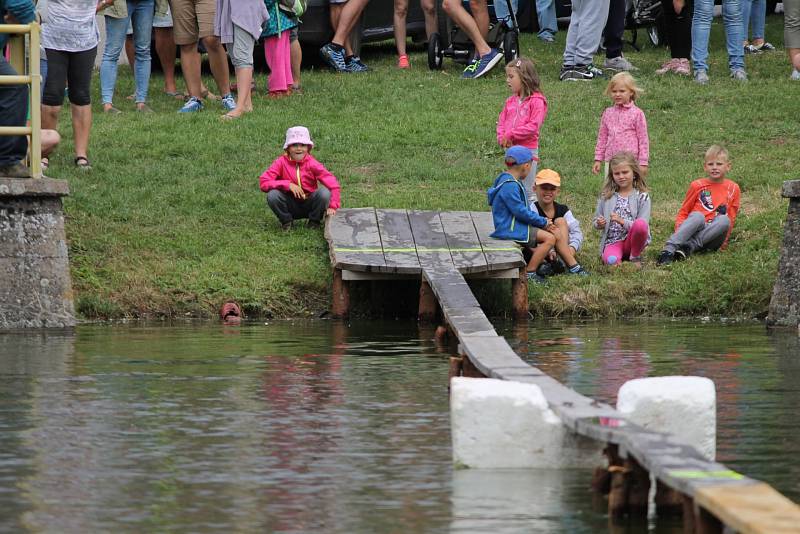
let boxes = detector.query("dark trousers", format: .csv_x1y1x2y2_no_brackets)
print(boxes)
604,0,627,58
0,55,28,167
266,187,331,224
661,0,693,58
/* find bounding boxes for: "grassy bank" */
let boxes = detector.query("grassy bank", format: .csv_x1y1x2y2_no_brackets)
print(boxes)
45,17,796,320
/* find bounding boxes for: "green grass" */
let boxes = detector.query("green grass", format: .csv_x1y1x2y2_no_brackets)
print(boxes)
46,17,797,319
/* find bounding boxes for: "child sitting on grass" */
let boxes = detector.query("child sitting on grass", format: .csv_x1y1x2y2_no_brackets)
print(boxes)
259,126,341,230
656,145,741,265
487,146,558,284
529,169,588,277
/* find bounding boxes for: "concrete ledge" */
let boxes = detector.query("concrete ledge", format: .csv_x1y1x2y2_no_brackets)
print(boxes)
0,177,70,197
781,180,800,198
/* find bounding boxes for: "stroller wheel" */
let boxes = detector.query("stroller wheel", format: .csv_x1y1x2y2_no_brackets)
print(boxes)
647,25,662,47
503,30,519,64
428,32,444,70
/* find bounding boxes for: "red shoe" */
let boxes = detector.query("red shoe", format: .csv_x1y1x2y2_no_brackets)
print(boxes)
398,54,410,69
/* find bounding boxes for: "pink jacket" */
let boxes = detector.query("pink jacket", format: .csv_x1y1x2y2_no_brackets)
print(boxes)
496,92,548,150
594,102,649,166
259,154,342,209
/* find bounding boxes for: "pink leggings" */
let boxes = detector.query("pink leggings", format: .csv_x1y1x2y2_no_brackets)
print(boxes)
263,31,293,92
602,219,649,265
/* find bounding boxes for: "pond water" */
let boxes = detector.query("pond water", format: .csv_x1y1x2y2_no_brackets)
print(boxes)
0,320,797,533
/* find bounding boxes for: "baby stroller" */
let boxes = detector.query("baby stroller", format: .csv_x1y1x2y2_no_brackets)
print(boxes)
427,0,520,70
625,0,665,50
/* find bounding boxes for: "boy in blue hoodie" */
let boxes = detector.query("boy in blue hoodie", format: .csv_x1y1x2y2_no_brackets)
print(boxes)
487,146,557,284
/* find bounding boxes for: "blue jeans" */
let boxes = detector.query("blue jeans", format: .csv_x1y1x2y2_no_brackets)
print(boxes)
0,56,28,166
100,0,155,105
535,0,557,39
742,0,765,40
691,0,745,71
494,0,519,28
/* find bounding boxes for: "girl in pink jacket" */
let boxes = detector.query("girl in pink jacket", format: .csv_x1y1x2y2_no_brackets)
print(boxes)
260,126,341,231
496,57,548,197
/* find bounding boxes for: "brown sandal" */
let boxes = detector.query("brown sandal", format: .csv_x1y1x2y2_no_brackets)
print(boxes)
74,156,91,170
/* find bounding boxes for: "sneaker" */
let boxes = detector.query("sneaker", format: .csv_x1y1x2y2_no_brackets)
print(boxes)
567,265,590,276
656,250,675,266
526,271,548,284
320,43,348,72
0,161,31,178
221,93,236,111
731,68,748,81
792,69,800,81
603,55,638,71
744,44,761,54
755,42,775,51
558,65,575,81
674,58,691,76
462,57,480,79
178,96,204,113
472,48,503,79
538,34,555,44
694,69,709,85
675,244,691,261
561,64,599,81
586,64,605,78
345,55,369,73
398,54,410,69
655,58,678,75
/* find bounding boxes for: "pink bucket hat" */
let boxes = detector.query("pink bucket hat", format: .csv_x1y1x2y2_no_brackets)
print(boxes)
283,126,314,149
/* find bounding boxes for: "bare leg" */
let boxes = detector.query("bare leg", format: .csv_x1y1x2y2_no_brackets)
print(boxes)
330,3,353,56
469,0,489,39
552,219,579,266
225,66,253,117
290,38,302,89
179,43,203,98
42,104,60,130
71,103,92,160
421,0,438,39
527,231,556,272
331,0,369,48
155,27,179,95
202,35,231,96
41,129,60,157
442,0,490,55
790,48,800,71
394,0,409,57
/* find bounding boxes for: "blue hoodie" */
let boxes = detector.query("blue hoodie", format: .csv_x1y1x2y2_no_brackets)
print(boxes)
487,172,549,243
0,0,35,49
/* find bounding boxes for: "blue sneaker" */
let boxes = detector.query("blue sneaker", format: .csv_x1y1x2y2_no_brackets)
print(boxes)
320,43,347,72
346,55,369,72
527,271,548,284
178,96,204,113
461,57,479,79
221,93,236,111
472,48,503,79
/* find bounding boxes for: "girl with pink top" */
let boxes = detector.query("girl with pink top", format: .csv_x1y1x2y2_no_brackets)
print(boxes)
591,72,649,178
260,126,342,230
497,57,548,197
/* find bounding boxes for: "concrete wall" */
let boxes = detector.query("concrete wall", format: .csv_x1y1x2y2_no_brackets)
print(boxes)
768,180,800,327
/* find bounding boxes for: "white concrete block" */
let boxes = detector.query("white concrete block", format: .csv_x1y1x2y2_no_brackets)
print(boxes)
450,377,603,469
617,376,716,460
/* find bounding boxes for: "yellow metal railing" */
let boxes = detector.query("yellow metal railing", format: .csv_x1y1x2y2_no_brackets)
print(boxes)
0,23,42,179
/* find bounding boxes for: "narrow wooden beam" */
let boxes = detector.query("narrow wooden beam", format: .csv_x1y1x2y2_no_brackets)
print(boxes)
331,268,350,318
511,268,528,320
418,279,438,322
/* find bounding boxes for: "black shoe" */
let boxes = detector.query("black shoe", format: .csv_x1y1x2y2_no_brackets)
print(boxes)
559,65,575,81
674,245,690,261
536,261,555,278
0,162,31,178
560,64,596,81
656,250,674,265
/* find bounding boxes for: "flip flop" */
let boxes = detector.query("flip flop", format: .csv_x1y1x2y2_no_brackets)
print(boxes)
164,90,187,100
74,156,91,170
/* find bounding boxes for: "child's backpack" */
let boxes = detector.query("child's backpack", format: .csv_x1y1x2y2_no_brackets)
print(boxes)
279,0,307,18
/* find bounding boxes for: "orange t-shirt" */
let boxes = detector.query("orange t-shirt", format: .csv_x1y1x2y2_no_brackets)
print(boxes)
675,178,741,248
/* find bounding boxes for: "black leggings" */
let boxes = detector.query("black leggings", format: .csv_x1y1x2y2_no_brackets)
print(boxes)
42,47,97,106
661,0,693,58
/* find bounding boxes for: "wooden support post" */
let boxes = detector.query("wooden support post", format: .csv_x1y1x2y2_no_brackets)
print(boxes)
607,444,629,520
682,495,695,533
626,457,650,518
448,356,463,381
461,355,486,378
331,269,350,318
511,268,528,320
418,279,438,322
695,505,723,534
655,481,684,518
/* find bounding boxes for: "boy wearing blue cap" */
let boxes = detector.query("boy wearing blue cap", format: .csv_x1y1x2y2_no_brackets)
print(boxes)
487,145,557,284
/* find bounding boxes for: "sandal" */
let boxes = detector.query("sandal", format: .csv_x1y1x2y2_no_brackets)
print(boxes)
164,90,188,100
41,156,49,170
74,156,91,170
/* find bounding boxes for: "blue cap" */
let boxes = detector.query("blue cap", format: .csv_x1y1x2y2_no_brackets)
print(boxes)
505,145,533,165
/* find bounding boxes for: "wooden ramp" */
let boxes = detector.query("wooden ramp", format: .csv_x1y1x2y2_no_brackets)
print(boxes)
325,208,800,533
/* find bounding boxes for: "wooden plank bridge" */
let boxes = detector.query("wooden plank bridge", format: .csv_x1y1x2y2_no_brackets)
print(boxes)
325,208,800,533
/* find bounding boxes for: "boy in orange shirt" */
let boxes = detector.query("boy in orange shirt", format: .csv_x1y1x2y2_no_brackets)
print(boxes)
657,145,741,265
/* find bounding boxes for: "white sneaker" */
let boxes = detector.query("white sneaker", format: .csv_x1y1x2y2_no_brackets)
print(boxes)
694,70,709,85
792,69,800,81
603,55,638,72
730,68,748,81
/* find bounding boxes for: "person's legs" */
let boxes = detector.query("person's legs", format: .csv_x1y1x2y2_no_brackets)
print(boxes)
329,1,353,56
552,218,580,267
664,211,706,253
196,0,231,100
41,50,66,134
267,189,297,226
394,0,409,59
306,187,332,223
290,28,302,90
750,0,766,45
622,219,650,259
66,47,97,162
226,24,255,117
0,56,29,172
99,14,129,108
741,0,753,42
172,0,205,102
264,32,293,93
604,0,626,60
494,0,519,28
527,230,555,272
179,44,203,98
154,27,180,95
536,0,558,40
421,0,438,38
787,0,800,76
442,0,491,55
722,0,746,72
602,240,625,265
572,0,610,66
41,129,60,158
331,0,370,46
689,214,730,252
691,0,714,72
130,0,155,106
562,0,584,66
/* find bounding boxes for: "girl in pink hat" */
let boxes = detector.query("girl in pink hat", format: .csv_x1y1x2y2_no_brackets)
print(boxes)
259,126,342,230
